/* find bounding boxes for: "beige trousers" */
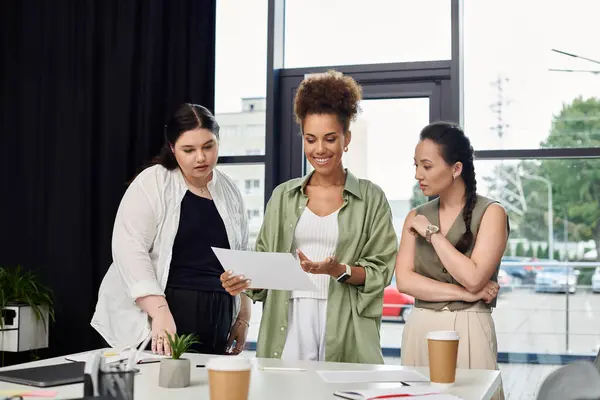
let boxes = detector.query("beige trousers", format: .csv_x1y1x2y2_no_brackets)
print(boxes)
401,303,505,400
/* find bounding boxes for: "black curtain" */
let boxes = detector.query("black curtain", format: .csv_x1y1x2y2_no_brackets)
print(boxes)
0,0,216,363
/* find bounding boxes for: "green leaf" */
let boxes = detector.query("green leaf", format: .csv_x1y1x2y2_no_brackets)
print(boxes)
0,265,55,330
164,331,201,359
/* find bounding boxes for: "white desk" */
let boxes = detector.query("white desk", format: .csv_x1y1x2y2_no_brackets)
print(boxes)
0,352,501,400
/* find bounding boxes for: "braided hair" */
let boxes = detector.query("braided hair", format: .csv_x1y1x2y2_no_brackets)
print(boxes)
420,121,477,254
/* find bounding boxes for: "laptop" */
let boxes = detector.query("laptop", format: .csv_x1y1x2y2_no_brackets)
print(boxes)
0,361,85,387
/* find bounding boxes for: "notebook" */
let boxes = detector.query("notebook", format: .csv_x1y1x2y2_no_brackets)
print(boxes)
0,362,85,387
65,349,167,365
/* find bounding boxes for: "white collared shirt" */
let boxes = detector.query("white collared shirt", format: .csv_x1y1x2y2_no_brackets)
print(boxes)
91,165,248,348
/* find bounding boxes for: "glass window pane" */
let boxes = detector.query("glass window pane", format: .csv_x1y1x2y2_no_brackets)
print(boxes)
215,0,267,155
217,163,265,250
284,0,451,68
464,0,600,150
474,158,600,357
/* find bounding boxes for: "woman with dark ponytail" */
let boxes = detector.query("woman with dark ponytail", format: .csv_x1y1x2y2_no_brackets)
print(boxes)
395,121,508,400
92,103,251,357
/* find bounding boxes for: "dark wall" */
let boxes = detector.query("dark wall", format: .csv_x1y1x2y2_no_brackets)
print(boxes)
0,0,216,364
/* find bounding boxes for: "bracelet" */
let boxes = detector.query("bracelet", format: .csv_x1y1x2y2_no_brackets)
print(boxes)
236,317,250,327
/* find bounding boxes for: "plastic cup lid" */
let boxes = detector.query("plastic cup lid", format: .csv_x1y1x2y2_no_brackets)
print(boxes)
206,356,252,371
426,330,460,341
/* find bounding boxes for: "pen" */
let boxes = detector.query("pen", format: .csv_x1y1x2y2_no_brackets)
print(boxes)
259,366,306,371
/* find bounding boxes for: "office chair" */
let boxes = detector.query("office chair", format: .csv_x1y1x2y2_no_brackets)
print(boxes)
537,361,600,400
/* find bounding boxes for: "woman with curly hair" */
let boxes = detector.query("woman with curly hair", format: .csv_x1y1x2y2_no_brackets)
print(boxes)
220,70,398,364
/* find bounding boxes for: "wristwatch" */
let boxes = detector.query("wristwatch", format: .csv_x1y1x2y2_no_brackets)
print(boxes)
336,264,352,283
425,224,440,243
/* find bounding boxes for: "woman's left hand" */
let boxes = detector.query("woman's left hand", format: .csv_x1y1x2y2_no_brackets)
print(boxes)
297,249,342,276
226,317,249,355
410,214,432,238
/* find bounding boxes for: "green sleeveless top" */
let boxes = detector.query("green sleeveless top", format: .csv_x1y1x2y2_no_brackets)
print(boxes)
414,194,506,311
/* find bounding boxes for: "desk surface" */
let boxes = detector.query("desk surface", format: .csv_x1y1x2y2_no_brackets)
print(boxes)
0,352,501,400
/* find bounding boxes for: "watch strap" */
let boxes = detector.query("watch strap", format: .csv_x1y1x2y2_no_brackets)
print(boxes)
336,264,351,282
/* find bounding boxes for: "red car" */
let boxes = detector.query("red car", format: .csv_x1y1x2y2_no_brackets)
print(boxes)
383,277,414,322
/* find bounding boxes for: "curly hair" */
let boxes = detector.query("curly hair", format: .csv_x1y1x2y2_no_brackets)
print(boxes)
294,70,362,132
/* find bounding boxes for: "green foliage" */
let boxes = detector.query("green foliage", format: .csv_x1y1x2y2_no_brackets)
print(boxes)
539,245,549,259
553,250,561,261
409,182,428,208
484,97,600,261
165,332,200,360
541,97,600,260
526,246,534,258
515,243,526,257
0,266,55,330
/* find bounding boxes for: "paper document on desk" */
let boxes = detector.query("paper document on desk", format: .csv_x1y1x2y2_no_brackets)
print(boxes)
318,369,430,383
334,386,463,400
212,247,319,292
65,349,168,365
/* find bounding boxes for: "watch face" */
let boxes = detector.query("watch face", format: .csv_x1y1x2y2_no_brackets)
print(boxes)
337,273,350,283
428,225,440,234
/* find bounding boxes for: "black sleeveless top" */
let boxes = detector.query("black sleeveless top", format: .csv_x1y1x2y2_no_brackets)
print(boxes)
166,191,231,292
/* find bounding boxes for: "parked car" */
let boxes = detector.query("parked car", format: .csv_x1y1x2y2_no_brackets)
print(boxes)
500,256,543,285
497,269,512,292
592,267,600,293
383,276,414,322
534,266,579,293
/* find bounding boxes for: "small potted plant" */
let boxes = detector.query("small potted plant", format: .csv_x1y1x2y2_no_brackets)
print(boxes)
0,266,55,352
158,332,200,388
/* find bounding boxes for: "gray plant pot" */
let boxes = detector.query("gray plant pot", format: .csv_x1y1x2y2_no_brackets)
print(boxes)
158,358,191,388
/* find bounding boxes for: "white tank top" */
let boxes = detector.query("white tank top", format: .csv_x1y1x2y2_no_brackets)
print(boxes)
291,206,340,299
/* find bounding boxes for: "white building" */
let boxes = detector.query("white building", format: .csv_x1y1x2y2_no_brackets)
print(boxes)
217,98,266,248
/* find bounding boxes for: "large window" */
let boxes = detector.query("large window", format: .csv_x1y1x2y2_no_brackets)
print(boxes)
215,0,268,249
248,3,600,397
284,0,451,68
463,0,600,151
215,0,268,156
411,158,600,357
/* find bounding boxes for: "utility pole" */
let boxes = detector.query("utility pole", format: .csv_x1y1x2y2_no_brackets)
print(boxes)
490,74,511,144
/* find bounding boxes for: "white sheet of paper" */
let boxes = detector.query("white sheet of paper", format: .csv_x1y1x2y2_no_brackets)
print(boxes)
334,387,463,400
318,369,430,384
212,247,319,292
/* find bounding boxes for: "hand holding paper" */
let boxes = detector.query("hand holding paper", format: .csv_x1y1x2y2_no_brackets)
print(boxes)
213,247,318,292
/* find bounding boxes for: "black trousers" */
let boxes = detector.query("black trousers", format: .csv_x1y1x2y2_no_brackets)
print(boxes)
164,286,234,355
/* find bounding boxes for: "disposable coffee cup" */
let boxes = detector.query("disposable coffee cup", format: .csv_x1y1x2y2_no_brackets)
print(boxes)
426,330,459,387
207,357,252,400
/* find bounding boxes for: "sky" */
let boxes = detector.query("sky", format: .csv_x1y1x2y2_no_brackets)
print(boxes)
214,0,600,201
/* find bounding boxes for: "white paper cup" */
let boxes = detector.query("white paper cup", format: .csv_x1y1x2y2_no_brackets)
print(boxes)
426,330,460,387
207,357,252,400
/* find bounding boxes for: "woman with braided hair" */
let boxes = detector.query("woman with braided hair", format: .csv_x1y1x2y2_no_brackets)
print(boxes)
395,121,508,400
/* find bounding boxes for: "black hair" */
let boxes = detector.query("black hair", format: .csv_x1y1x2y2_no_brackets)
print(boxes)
420,121,477,254
155,103,220,170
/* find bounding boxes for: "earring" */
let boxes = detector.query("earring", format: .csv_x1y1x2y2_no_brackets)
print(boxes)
344,146,348,152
